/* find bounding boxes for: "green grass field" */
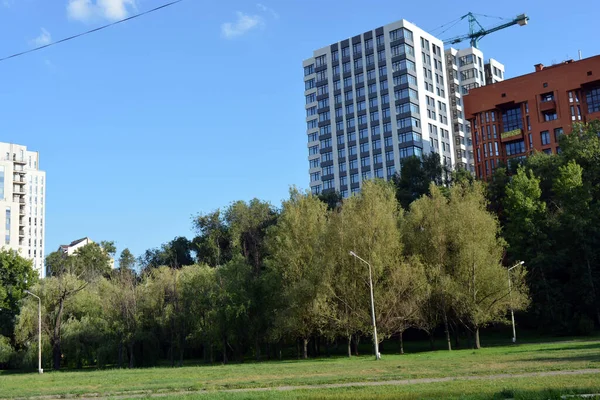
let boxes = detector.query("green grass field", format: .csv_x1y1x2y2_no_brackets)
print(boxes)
1,339,599,399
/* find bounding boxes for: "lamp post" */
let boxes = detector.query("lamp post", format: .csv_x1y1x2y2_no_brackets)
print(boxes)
24,290,43,374
507,261,524,344
349,251,380,360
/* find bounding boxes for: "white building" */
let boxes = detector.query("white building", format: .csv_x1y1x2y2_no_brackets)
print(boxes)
445,47,505,172
57,237,115,270
0,143,46,277
59,237,92,256
304,19,454,196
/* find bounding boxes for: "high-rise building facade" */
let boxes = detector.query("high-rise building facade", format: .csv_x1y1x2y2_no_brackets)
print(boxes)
463,55,600,179
445,47,505,172
0,143,46,276
303,20,454,196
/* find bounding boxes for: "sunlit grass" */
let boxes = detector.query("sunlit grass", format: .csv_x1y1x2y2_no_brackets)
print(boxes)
0,339,599,399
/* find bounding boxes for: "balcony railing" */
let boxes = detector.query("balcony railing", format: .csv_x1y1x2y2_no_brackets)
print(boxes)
500,128,524,142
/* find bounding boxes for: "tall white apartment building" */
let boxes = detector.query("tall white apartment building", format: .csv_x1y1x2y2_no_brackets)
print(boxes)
0,143,46,277
445,47,505,172
304,19,454,196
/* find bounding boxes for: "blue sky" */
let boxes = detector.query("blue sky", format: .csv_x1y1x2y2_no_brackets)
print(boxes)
0,0,598,262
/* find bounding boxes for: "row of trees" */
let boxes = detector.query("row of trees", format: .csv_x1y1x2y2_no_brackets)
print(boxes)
3,121,598,370
4,177,528,370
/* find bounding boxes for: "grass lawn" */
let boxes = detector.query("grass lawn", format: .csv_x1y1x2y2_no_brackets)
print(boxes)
0,339,599,399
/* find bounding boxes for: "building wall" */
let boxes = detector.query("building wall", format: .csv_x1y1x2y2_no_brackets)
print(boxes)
0,143,46,277
303,19,453,196
463,55,600,179
445,48,505,173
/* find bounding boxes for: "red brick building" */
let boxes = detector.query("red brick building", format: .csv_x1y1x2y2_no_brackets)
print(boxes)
463,55,600,179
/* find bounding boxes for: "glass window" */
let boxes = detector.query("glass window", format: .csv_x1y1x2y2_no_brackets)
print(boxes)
350,159,358,169
502,107,523,132
505,140,525,156
357,100,366,111
304,64,314,76
586,87,600,114
315,55,327,67
376,34,384,46
339,162,347,172
399,146,422,159
343,61,351,73
342,47,350,58
541,131,551,145
309,158,319,168
364,38,373,50
354,58,363,70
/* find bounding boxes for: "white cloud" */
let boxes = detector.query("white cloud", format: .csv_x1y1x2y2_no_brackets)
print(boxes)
67,0,136,22
256,3,278,19
221,12,263,39
31,28,52,47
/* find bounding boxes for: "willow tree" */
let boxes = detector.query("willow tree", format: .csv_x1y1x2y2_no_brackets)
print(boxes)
403,184,454,351
447,182,529,348
266,188,330,359
328,180,404,356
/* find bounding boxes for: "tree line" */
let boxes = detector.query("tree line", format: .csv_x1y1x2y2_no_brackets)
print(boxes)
1,121,599,370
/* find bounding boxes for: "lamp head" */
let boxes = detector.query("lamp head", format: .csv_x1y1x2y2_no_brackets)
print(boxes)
24,290,31,295
519,261,525,265
349,251,356,257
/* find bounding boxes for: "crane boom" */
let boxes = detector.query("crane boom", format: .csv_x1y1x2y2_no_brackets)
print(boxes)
443,13,529,48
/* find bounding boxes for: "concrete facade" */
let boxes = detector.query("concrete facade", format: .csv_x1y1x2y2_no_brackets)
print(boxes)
445,47,505,172
303,20,454,196
0,142,46,276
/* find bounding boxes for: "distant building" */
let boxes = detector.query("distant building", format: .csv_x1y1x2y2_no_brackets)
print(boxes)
59,237,92,256
445,47,505,173
303,19,454,196
0,142,46,277
56,237,115,272
463,55,600,179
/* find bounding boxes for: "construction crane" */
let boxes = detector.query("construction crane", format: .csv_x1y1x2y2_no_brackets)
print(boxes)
443,13,529,48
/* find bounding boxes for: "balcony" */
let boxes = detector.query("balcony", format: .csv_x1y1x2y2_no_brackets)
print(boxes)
13,176,26,184
540,100,556,112
19,229,25,237
13,186,26,195
19,207,26,216
13,156,26,165
500,128,524,142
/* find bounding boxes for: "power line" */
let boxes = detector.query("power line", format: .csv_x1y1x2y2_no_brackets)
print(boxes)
0,0,184,64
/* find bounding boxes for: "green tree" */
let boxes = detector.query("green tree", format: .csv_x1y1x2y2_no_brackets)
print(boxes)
0,249,37,341
192,210,232,267
392,153,448,209
447,182,529,348
403,185,454,350
266,188,330,359
118,249,136,272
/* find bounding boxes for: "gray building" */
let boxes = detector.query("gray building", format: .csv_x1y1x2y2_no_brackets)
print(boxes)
303,19,454,197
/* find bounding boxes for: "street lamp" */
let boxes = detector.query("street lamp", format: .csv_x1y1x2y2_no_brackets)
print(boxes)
349,251,380,360
507,261,524,344
24,290,43,374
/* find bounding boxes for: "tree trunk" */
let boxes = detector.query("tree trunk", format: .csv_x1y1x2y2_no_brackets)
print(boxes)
222,337,228,364
128,341,135,368
399,331,404,354
441,306,452,351
303,338,308,359
179,334,185,367
52,298,66,371
296,339,300,360
474,327,481,350
118,342,123,368
429,333,435,350
347,335,352,357
353,334,359,356
266,342,271,361
255,337,261,361
585,259,600,326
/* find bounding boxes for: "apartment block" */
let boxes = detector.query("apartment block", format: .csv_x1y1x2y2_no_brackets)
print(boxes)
463,55,600,179
445,47,505,172
0,143,46,276
303,20,454,196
